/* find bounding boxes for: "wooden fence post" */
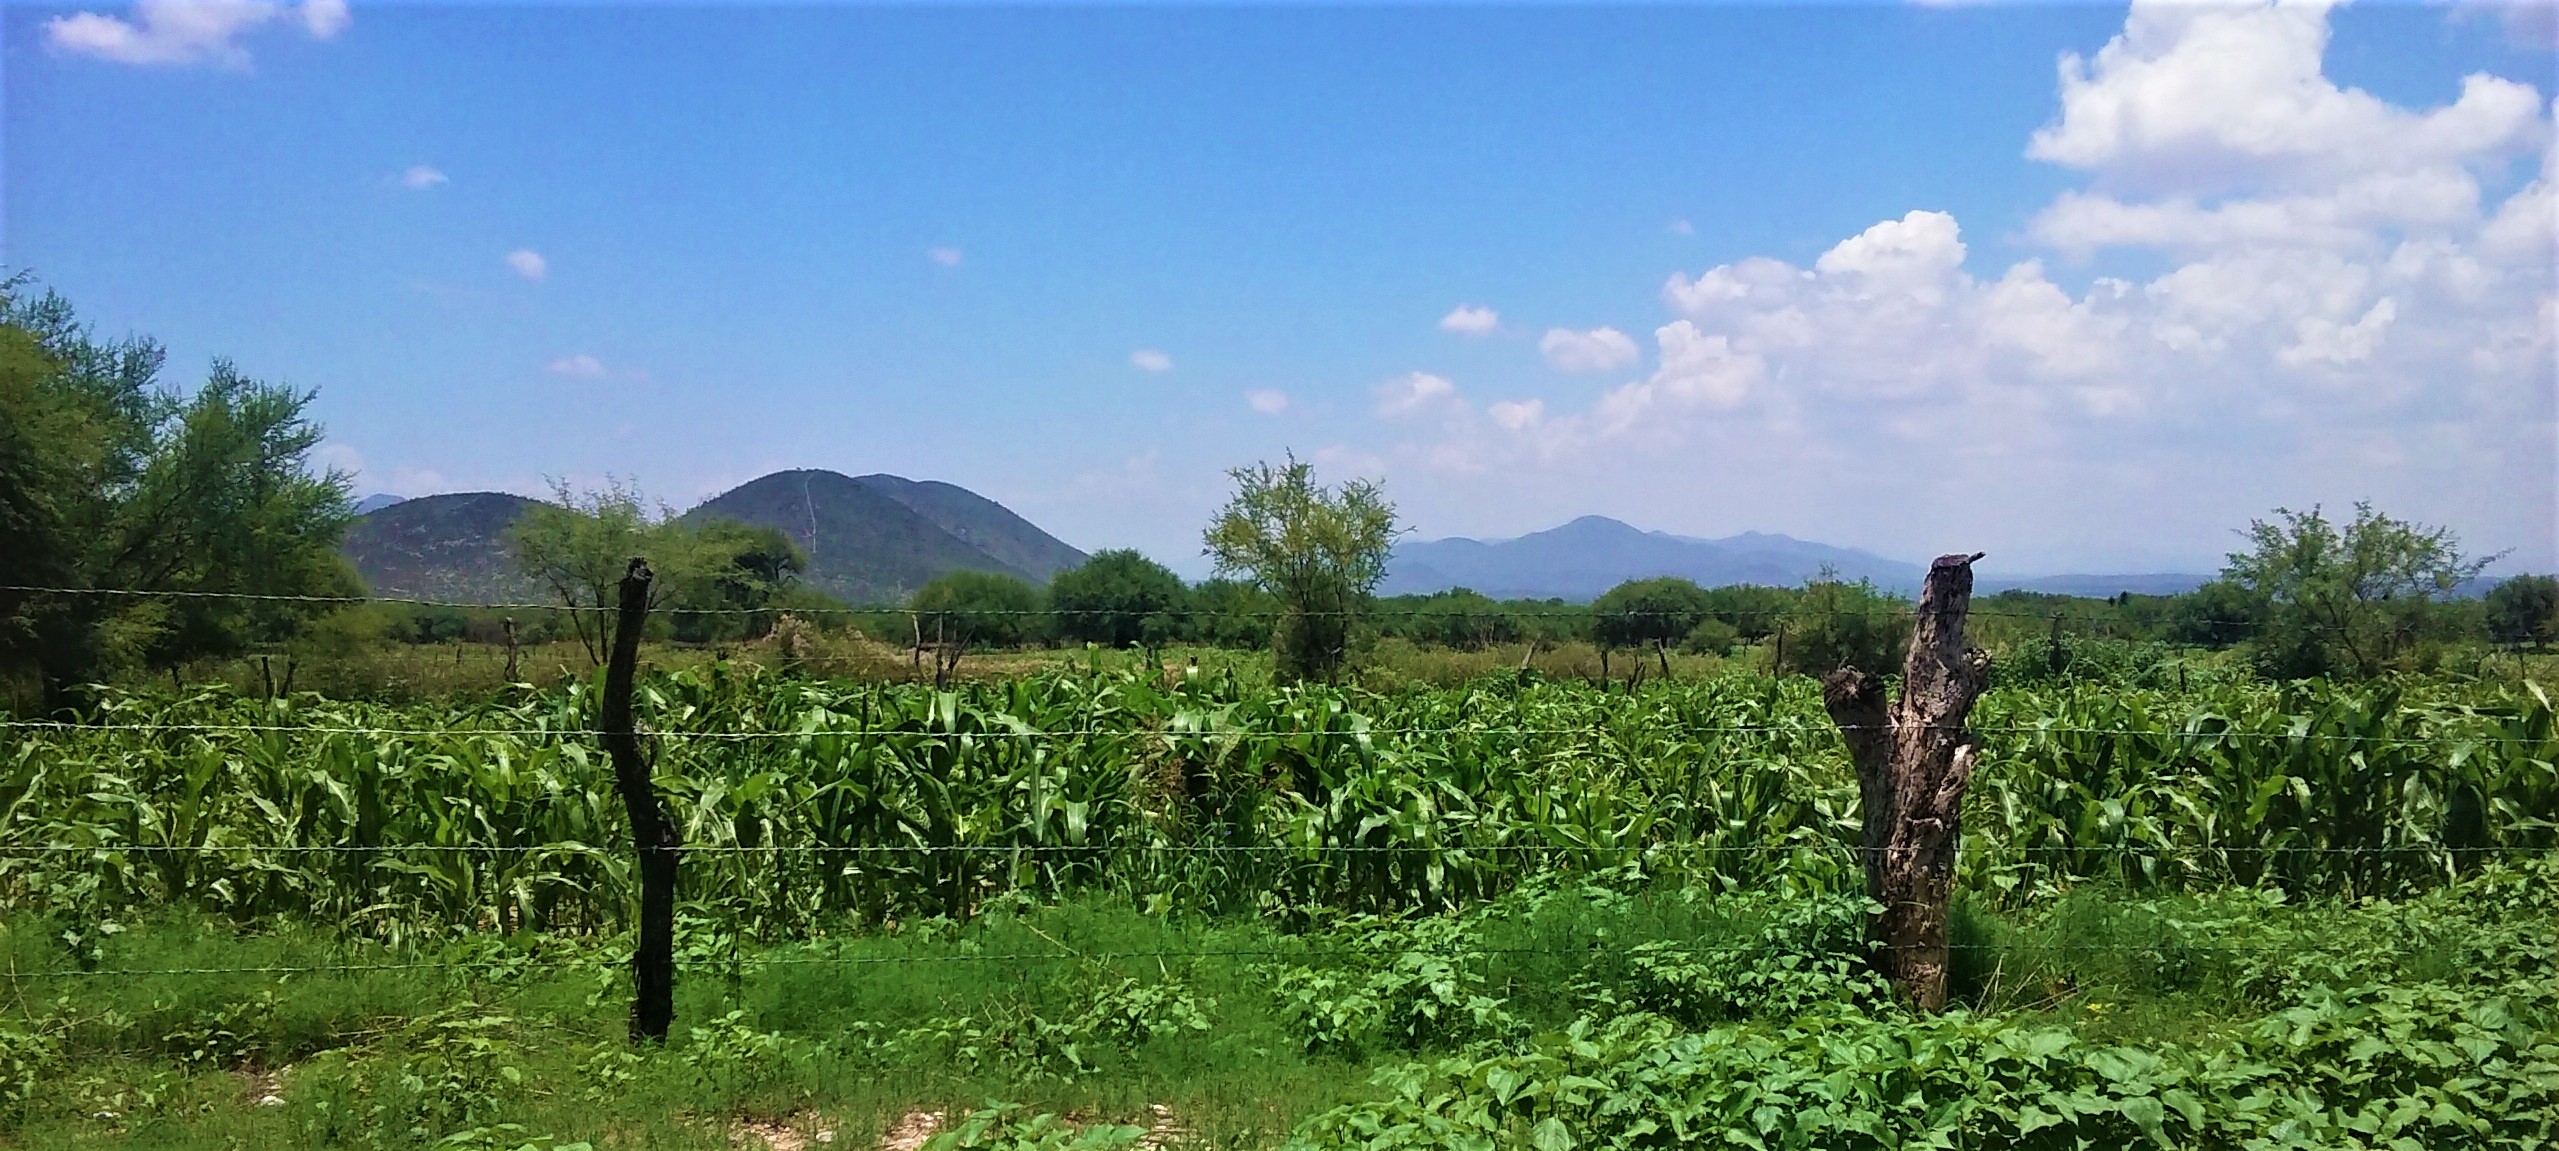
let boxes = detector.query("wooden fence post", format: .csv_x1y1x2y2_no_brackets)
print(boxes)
1819,551,1990,1012
503,616,520,682
601,557,678,1043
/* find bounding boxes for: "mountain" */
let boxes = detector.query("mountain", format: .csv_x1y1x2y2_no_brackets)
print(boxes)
341,492,545,601
845,474,1088,582
351,493,407,515
1382,516,1924,601
682,469,1086,604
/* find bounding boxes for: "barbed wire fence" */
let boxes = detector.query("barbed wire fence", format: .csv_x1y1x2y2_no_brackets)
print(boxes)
0,579,2551,1005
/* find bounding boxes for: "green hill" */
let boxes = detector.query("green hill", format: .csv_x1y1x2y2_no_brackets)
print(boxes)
340,492,547,601
340,471,1086,607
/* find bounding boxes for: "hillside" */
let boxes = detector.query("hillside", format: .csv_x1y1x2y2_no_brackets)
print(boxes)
682,469,1086,604
340,492,546,601
1382,516,1922,601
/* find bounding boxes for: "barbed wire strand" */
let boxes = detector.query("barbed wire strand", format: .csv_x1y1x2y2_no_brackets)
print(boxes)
1,719,2547,744
13,938,2393,980
1,842,2538,856
0,583,2337,629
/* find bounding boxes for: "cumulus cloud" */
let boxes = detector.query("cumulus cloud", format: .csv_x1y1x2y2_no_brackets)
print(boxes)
547,354,606,379
1246,389,1290,415
45,0,348,68
1376,372,1460,418
505,249,547,280
929,247,964,267
1438,305,1499,334
1378,0,2553,566
1488,399,1544,430
1538,327,1640,373
1130,349,1173,373
400,165,448,190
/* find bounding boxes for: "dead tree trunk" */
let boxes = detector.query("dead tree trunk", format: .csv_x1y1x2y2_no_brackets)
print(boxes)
1820,551,1990,1013
601,558,678,1043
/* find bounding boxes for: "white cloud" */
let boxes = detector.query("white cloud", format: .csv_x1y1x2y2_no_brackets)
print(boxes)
400,165,448,190
1488,399,1545,430
1376,371,1460,417
1539,327,1640,373
1669,219,1696,236
2028,0,2541,191
45,0,348,68
505,249,547,280
299,0,345,37
1438,305,1499,334
1130,349,1173,373
929,247,964,267
547,354,606,379
1246,389,1290,415
313,441,366,481
1375,0,2552,570
2279,297,2398,366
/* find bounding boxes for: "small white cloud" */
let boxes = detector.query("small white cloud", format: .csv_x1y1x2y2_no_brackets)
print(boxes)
1670,219,1696,236
930,247,964,267
1438,304,1499,334
1246,389,1290,415
1376,371,1460,417
1488,399,1545,430
1130,349,1173,373
299,0,346,38
313,440,366,481
505,249,547,280
547,354,606,379
399,165,448,190
46,0,349,68
1539,327,1641,373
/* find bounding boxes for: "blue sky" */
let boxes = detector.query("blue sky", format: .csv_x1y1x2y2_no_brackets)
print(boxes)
8,0,2555,578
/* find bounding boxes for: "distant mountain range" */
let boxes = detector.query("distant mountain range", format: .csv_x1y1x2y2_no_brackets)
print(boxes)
339,470,1086,605
344,480,2213,609
1382,516,2210,602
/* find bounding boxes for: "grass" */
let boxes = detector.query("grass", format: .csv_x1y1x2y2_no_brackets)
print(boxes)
6,858,2550,1150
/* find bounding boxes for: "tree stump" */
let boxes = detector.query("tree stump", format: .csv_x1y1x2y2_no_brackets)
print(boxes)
1820,551,1990,1012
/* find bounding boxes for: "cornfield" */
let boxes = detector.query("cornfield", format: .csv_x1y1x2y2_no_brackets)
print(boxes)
7,666,2553,943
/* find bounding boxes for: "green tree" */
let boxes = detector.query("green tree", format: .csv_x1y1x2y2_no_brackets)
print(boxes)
910,570,1044,648
1202,456,1398,683
1591,577,1712,659
664,520,808,644
1179,578,1276,649
1779,568,1911,677
509,478,684,664
2483,574,2558,648
1049,549,1187,648
0,281,357,703
2223,503,2495,679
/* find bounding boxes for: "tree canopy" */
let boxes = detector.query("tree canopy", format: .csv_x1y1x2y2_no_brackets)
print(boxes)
0,281,358,704
1203,455,1398,683
508,479,812,661
2221,503,2493,679
1049,549,1186,648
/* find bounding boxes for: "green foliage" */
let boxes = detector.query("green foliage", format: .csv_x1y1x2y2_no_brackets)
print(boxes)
1373,589,1528,650
2487,574,2559,647
1588,578,1710,653
912,570,1046,648
1048,550,1187,649
925,1103,1146,1151
510,481,817,660
1778,569,1911,676
0,281,358,702
1204,456,1399,684
2223,503,2496,679
1177,578,1278,649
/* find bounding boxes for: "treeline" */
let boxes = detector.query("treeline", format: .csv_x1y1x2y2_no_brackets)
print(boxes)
8,282,2556,706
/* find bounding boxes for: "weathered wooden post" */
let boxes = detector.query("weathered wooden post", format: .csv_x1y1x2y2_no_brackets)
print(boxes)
601,557,678,1042
502,616,520,682
1820,552,1990,1012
